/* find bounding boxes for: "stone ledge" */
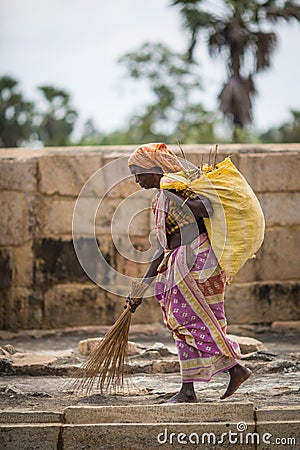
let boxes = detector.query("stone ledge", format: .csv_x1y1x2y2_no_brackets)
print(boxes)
225,280,300,323
0,410,62,424
256,405,300,422
1,403,300,450
61,422,256,450
64,402,254,424
0,424,61,450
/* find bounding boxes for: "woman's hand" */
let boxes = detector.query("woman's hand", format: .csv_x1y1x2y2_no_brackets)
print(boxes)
126,293,143,313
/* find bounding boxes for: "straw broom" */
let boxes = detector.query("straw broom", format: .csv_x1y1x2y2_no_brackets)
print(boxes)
72,280,149,394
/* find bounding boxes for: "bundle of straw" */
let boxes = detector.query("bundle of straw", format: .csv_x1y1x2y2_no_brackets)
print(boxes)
72,280,148,394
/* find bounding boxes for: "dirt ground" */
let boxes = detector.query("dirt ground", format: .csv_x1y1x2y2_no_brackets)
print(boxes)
0,324,299,412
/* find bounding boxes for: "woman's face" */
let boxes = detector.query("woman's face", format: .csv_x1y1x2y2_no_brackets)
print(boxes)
129,165,163,189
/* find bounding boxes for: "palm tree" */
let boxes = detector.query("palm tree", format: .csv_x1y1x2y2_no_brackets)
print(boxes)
171,0,300,139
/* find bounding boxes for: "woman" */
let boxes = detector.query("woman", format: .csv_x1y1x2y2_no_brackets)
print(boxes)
127,142,251,403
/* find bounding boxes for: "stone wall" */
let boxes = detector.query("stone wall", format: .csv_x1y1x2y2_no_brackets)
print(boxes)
0,144,299,329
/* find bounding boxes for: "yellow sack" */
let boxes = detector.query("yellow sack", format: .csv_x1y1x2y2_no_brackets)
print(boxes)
160,157,265,278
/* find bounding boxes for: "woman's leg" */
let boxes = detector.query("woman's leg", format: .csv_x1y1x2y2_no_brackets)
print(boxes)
221,363,252,399
166,381,197,403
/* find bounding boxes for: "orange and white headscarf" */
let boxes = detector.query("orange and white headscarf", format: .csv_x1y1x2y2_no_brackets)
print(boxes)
128,143,182,173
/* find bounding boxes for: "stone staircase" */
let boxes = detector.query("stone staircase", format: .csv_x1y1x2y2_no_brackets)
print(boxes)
1,402,299,449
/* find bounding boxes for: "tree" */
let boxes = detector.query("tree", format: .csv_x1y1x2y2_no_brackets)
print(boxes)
37,86,78,146
0,76,35,147
118,42,217,144
260,110,300,142
79,118,104,145
171,0,300,139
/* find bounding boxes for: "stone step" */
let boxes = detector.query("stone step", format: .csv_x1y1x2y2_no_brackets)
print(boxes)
0,410,62,424
0,424,61,450
62,422,257,450
64,402,254,424
256,405,300,422
1,403,299,450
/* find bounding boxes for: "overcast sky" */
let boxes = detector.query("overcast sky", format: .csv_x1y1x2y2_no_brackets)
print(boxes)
1,0,300,137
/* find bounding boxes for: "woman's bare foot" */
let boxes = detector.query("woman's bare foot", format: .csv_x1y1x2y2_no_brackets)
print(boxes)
221,363,252,400
166,382,197,403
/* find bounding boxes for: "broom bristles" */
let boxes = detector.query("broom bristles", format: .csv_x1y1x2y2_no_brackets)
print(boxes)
71,280,148,395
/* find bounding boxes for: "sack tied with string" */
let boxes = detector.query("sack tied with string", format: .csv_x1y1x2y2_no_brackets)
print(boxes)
160,156,265,279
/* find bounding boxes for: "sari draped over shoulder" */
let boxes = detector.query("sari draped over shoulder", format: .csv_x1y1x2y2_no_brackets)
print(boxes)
153,190,241,382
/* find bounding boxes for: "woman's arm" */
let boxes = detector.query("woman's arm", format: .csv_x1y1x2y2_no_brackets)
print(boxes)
142,244,164,285
127,239,164,312
166,190,213,218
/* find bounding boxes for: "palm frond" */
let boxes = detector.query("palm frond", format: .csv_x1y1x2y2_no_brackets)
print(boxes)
265,2,300,22
253,31,277,71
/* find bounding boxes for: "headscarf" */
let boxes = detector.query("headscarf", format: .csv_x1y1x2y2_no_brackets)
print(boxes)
128,142,182,173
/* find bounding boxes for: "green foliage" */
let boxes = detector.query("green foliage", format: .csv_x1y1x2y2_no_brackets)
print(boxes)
79,119,104,145
0,76,35,147
171,0,300,136
260,110,300,142
115,42,217,144
232,125,261,143
0,76,78,147
37,85,78,146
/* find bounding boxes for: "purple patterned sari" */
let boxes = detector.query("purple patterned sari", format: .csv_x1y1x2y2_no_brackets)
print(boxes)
154,191,241,382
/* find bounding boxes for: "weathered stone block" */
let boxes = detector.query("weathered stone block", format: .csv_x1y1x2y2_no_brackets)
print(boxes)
257,192,300,227
0,424,60,450
73,197,102,236
228,335,266,354
43,283,124,328
95,196,151,237
43,283,162,328
0,289,9,329
78,338,139,356
271,321,300,331
33,238,90,288
237,152,300,193
0,192,35,246
40,197,76,237
38,152,103,196
94,197,119,235
0,248,12,289
256,406,300,423
256,421,299,449
112,197,151,237
0,410,63,424
152,360,179,373
64,402,254,424
62,422,255,449
131,297,163,325
13,243,33,287
256,227,300,280
11,352,58,370
225,281,300,324
103,234,156,280
5,288,43,329
234,226,300,283
0,157,37,192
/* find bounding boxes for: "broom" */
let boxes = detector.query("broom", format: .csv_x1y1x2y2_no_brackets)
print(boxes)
72,280,149,394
